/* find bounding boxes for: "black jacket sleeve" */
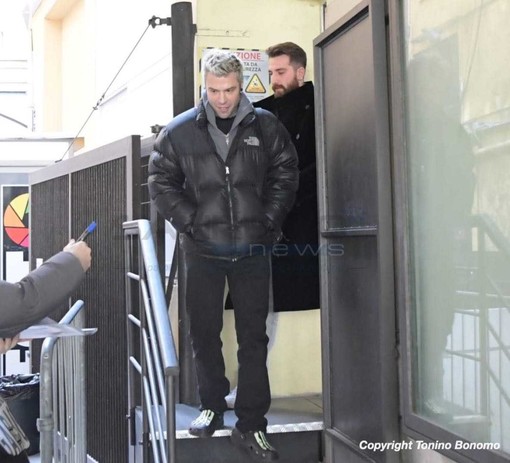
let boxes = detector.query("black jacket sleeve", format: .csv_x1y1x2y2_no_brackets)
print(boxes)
147,128,196,233
259,111,299,230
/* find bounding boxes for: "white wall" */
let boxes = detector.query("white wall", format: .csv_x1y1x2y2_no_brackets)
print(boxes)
0,0,31,135
86,0,178,148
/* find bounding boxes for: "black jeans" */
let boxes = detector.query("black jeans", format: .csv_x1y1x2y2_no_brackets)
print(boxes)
185,252,271,433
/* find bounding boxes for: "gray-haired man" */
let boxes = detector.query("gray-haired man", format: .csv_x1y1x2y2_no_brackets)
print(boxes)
148,49,299,461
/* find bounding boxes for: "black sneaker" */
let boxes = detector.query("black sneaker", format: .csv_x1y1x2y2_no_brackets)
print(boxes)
231,427,279,461
189,409,224,437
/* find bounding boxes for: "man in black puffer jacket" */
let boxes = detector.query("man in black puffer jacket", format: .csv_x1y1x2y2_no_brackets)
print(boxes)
148,49,298,461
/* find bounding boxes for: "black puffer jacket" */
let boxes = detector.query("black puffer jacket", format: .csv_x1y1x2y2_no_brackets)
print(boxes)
148,100,299,259
254,82,317,245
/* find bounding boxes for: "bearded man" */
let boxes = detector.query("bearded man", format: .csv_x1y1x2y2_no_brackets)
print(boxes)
254,42,319,312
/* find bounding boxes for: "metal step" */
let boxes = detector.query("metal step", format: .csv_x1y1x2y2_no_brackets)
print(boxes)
176,429,322,463
133,395,323,463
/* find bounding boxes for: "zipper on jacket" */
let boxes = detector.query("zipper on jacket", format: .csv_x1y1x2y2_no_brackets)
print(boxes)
225,166,235,229
225,165,238,261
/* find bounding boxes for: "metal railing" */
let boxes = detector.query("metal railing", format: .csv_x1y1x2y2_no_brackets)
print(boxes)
123,219,179,463
38,300,95,463
444,214,510,448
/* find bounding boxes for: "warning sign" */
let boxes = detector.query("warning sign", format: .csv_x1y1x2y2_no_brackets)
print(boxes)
200,48,270,103
233,49,269,102
245,74,266,94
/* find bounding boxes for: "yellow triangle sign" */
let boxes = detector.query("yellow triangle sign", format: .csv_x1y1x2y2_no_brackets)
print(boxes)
245,74,266,94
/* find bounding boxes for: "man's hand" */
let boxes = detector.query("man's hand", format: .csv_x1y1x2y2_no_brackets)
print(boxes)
64,240,92,272
0,335,19,355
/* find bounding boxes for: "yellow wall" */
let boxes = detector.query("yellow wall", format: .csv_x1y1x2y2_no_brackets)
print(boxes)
32,1,62,132
196,0,323,91
222,309,322,397
31,0,95,135
60,0,94,135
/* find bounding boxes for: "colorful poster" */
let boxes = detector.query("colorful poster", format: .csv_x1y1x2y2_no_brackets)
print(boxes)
2,185,29,281
1,185,30,375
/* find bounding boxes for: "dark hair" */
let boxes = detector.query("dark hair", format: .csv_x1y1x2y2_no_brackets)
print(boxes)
265,42,307,69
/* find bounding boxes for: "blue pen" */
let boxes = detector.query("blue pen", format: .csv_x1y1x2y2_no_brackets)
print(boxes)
77,221,97,242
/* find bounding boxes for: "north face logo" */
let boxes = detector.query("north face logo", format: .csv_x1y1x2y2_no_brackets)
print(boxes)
244,136,260,146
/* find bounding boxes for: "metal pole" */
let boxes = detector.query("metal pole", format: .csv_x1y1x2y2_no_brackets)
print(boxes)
478,227,489,418
167,377,177,463
38,338,58,463
171,2,195,116
170,1,199,406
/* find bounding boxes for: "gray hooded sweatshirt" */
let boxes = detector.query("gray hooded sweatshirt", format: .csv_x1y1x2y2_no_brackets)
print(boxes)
203,91,254,162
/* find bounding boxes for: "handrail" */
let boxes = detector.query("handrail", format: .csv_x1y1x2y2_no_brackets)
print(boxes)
123,220,179,374
123,219,179,463
444,214,510,442
472,214,510,430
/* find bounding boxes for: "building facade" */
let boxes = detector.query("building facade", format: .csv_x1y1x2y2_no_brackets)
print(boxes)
26,0,510,462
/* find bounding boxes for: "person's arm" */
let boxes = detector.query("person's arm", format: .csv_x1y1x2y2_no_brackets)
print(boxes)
261,114,300,231
0,335,19,355
0,241,91,339
148,128,196,232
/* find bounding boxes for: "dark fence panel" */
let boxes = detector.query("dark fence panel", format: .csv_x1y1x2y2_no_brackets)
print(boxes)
29,135,141,463
30,175,70,372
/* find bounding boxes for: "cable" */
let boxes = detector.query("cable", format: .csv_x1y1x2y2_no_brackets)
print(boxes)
57,20,153,162
0,112,28,129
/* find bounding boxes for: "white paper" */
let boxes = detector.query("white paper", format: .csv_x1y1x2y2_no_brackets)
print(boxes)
19,317,97,340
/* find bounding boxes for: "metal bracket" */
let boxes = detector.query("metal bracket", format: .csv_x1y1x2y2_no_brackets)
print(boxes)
149,16,171,28
150,124,164,135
